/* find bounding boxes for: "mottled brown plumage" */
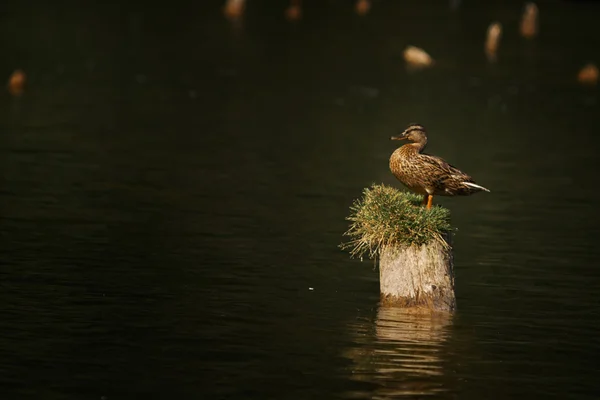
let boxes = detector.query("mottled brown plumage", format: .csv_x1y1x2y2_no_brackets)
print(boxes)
389,123,489,209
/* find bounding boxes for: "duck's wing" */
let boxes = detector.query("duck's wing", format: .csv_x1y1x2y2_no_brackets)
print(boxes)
418,153,488,194
419,154,474,182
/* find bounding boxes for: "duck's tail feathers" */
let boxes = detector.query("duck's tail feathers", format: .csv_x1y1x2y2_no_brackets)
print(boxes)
463,182,490,192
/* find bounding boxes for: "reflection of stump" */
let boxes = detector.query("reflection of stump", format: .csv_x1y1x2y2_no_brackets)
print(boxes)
379,237,455,312
375,306,452,343
342,306,453,398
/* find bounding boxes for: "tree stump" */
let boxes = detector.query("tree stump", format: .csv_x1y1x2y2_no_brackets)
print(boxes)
341,185,456,312
379,235,455,312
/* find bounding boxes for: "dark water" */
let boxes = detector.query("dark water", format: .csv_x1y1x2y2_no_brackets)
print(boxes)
2,1,600,398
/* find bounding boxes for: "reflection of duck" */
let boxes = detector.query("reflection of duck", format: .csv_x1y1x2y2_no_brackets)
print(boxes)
390,124,489,209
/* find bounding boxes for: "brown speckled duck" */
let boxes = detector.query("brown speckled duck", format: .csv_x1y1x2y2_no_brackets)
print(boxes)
390,123,489,209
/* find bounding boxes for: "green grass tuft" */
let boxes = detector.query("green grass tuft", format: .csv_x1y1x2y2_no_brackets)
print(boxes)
341,184,452,259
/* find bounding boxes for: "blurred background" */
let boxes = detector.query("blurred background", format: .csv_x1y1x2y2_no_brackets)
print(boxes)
2,0,600,398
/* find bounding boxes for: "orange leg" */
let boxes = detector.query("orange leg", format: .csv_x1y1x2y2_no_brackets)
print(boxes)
426,195,433,209
422,195,428,206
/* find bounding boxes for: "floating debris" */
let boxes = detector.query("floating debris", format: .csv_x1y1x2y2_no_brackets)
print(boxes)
520,2,538,39
403,46,434,69
223,0,245,21
285,0,302,22
7,69,25,97
355,0,371,16
578,63,599,86
485,22,502,63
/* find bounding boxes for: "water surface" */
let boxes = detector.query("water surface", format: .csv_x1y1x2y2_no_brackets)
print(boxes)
1,1,600,398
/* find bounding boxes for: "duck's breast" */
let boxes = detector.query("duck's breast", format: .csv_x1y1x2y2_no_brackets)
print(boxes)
389,150,429,194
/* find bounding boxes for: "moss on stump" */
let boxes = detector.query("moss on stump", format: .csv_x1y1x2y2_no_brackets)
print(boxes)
342,184,456,312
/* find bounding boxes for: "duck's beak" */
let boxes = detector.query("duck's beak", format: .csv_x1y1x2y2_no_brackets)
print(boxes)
390,133,408,141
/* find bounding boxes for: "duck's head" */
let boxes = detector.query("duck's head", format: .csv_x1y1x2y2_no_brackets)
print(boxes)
390,123,428,145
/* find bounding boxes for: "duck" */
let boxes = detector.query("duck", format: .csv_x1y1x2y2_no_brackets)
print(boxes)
389,123,489,209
